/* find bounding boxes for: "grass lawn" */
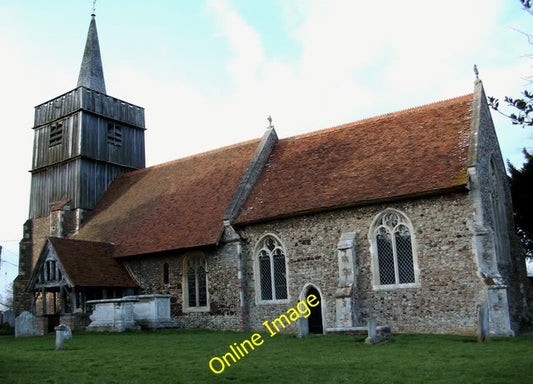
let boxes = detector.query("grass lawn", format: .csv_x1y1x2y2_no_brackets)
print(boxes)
1,330,532,384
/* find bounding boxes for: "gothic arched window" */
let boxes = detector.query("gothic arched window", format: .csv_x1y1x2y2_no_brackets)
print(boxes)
255,235,288,302
370,209,419,288
183,254,208,310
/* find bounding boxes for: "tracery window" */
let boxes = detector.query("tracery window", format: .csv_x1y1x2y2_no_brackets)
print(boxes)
371,209,418,288
256,235,288,301
184,255,207,310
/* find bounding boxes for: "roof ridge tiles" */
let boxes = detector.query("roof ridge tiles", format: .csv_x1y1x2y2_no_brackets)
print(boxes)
51,236,115,246
286,93,473,141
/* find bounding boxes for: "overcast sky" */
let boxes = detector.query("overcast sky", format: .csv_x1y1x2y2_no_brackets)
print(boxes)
1,0,532,305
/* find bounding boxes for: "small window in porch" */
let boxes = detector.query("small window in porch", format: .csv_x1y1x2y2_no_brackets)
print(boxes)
163,263,170,285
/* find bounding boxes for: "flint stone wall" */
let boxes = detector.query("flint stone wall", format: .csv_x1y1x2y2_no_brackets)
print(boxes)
239,192,485,335
124,244,241,330
125,191,491,335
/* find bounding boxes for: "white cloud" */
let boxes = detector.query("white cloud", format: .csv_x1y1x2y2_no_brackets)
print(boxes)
207,0,265,88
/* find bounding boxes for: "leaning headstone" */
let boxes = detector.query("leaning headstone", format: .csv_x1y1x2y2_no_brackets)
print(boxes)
55,324,72,350
365,318,379,345
478,301,489,342
4,310,15,328
15,311,37,337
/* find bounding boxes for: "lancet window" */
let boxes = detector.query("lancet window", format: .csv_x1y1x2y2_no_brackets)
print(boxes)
163,263,170,285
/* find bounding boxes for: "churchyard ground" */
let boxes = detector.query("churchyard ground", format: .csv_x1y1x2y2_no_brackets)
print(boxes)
0,329,532,383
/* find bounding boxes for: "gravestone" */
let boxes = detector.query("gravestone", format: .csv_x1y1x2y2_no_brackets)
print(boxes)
2,310,15,327
365,318,379,345
55,324,72,350
15,311,37,337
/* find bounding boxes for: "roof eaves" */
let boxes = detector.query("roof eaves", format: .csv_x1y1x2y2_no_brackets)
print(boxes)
234,184,469,226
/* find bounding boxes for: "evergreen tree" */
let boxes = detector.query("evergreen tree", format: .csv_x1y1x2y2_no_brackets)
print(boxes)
508,150,533,259
488,1,533,264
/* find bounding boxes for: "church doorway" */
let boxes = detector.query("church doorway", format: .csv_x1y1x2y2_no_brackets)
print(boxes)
305,286,323,334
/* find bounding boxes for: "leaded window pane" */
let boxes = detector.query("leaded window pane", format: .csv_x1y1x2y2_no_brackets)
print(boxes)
186,257,207,308
257,236,287,301
259,251,272,300
377,230,395,285
273,249,287,300
396,225,415,284
374,211,417,286
188,266,196,307
198,265,207,306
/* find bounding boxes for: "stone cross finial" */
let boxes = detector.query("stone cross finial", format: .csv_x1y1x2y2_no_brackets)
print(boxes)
267,115,274,129
473,64,479,80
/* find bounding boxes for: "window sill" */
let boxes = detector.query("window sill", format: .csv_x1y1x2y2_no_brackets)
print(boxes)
372,283,420,291
257,299,290,305
183,306,210,313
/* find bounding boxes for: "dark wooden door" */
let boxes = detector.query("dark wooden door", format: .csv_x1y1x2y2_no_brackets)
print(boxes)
307,287,323,334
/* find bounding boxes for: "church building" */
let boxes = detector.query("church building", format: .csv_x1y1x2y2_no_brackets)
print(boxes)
13,15,532,336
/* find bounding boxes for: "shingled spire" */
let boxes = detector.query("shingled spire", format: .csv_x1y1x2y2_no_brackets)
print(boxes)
77,14,106,94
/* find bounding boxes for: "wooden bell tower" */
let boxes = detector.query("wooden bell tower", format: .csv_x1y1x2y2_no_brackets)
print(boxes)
14,14,146,315
28,14,145,225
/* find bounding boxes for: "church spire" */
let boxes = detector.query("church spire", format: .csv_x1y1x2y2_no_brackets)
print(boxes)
77,14,106,94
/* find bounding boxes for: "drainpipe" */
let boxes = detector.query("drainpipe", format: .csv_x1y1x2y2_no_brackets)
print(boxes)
236,242,245,330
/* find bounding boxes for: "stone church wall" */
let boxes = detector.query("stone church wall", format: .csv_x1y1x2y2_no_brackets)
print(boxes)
238,192,486,335
124,244,241,330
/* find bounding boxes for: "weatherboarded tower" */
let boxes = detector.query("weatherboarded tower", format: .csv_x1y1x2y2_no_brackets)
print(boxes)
13,14,146,315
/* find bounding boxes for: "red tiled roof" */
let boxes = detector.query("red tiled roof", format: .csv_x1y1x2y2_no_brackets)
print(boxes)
74,139,261,257
235,94,473,224
49,237,137,287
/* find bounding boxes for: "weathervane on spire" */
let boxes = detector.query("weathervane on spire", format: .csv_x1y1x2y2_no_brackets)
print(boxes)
473,64,479,81
92,0,97,15
267,115,274,129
